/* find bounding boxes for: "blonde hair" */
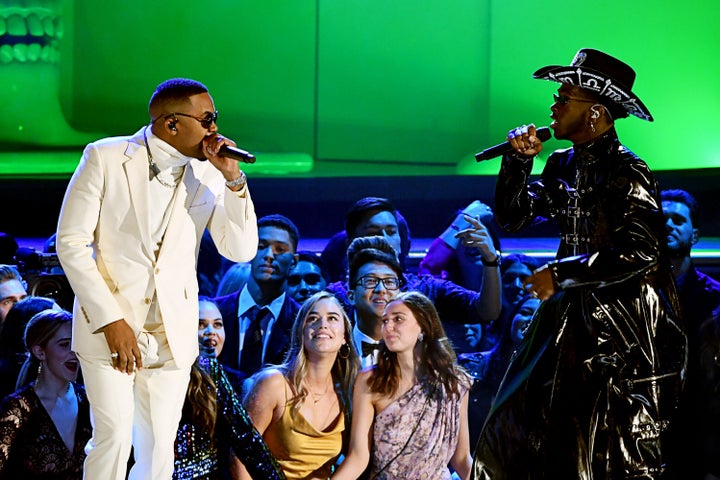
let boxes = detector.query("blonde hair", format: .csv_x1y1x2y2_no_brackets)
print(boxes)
279,291,359,414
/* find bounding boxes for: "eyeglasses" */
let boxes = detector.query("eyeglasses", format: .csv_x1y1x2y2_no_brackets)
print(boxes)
355,276,400,291
553,93,596,105
166,111,219,129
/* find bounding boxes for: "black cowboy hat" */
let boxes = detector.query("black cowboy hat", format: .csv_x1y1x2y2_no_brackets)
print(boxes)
532,48,653,122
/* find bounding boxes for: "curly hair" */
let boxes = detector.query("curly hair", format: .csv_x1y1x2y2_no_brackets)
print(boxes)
368,291,468,399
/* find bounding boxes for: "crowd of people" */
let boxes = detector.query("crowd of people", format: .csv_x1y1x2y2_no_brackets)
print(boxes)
0,49,719,480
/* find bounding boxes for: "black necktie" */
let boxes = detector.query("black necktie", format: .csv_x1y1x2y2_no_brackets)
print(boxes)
361,340,380,357
241,306,270,374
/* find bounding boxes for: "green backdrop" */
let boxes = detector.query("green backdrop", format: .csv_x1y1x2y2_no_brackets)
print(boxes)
1,0,718,178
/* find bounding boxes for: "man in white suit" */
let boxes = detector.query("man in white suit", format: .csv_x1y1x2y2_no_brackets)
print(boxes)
56,78,258,480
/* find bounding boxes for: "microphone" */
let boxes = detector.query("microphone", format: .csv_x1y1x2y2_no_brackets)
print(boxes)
219,145,256,164
475,127,552,162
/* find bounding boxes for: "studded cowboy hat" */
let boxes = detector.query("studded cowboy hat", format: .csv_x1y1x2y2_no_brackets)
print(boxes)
532,48,653,122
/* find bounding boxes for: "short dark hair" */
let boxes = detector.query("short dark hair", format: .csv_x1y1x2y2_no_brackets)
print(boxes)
344,197,397,239
661,189,699,227
148,78,208,116
292,251,330,282
257,214,300,252
347,236,404,288
500,253,541,276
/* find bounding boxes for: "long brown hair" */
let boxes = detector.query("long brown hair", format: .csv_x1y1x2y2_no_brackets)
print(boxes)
368,291,468,398
184,359,218,437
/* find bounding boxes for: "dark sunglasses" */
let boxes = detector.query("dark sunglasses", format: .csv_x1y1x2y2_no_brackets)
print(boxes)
553,93,595,106
286,273,324,286
166,111,219,129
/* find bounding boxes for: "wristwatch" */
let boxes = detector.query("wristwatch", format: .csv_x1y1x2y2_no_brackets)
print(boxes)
481,250,502,267
225,172,247,189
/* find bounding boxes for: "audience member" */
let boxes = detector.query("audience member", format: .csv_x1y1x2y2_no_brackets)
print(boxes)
661,189,720,479
241,291,359,479
0,310,92,478
418,200,502,292
0,296,60,399
215,262,252,297
330,233,501,360
333,197,501,346
198,229,234,298
0,264,27,325
459,323,483,354
321,197,412,283
174,297,285,479
339,236,406,368
661,189,720,331
284,251,329,304
478,253,541,351
334,291,472,479
215,214,301,389
458,293,541,447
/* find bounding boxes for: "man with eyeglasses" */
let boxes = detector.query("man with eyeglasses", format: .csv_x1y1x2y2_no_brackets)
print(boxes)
471,50,686,479
56,78,258,480
343,236,405,367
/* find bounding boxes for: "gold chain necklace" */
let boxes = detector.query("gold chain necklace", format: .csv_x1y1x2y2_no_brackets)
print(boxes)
306,381,332,405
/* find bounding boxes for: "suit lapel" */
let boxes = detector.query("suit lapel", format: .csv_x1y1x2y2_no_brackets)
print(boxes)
123,130,154,260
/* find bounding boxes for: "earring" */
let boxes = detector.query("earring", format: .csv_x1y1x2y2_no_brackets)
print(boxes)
339,343,350,359
35,361,43,388
590,121,596,134
417,332,424,342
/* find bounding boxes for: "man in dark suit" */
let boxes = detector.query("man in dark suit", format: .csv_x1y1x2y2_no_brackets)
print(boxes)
215,214,300,392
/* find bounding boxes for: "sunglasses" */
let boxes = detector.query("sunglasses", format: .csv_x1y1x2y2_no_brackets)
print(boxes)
166,111,219,129
286,273,324,287
553,94,596,105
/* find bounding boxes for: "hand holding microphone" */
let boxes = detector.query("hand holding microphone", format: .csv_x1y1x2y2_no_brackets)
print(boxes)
475,124,551,161
219,145,255,164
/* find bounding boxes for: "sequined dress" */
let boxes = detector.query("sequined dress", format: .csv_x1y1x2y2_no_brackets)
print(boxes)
174,356,285,480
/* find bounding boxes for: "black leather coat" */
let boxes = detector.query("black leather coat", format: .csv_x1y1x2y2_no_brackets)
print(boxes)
472,128,686,479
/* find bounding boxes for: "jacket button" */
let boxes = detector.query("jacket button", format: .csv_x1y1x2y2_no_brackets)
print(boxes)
144,298,151,304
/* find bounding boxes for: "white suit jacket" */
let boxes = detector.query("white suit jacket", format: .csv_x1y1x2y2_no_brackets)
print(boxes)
56,128,258,369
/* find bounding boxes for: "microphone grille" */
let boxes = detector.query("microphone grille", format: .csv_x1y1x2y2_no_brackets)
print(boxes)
536,127,552,142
